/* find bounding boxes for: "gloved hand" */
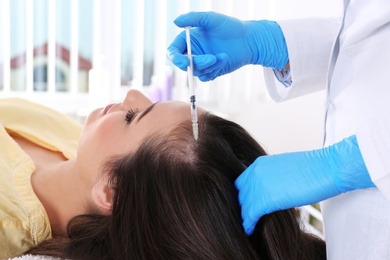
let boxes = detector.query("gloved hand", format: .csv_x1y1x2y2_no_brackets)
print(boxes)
235,135,375,235
167,11,289,82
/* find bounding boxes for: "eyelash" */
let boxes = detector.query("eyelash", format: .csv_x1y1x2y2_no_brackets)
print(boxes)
124,109,139,123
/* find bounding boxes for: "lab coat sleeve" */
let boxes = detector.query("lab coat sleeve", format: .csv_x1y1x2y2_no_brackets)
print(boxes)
263,18,340,102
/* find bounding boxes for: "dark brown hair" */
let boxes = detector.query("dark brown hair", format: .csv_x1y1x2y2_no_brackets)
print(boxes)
27,112,325,259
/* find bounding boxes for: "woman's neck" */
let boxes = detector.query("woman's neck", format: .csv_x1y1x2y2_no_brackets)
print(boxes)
11,134,90,236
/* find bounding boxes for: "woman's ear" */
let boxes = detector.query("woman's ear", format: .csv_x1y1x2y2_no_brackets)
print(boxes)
91,179,113,214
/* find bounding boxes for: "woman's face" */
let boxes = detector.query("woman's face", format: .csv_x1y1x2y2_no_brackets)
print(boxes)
77,89,202,185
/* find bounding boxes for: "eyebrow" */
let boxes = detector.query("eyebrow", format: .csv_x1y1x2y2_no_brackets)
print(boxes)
135,102,158,123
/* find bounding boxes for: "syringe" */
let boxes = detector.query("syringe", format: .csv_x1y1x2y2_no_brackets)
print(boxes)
185,26,199,140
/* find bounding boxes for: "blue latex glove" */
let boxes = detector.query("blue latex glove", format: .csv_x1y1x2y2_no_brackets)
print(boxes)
235,135,376,235
167,11,288,82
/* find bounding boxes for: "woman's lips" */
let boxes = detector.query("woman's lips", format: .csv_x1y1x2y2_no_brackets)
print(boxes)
103,104,115,115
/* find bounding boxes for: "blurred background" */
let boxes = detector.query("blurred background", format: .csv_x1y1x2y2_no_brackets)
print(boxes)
0,0,341,154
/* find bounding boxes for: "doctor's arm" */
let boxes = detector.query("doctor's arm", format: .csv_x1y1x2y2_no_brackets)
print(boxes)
264,18,340,102
235,135,376,235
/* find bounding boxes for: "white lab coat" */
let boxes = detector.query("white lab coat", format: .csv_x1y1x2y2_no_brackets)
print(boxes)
264,0,390,259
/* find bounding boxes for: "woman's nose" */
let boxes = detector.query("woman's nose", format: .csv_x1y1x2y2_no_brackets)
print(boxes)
121,89,153,111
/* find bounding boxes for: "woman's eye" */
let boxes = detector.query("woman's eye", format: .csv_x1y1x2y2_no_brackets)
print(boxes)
125,109,139,124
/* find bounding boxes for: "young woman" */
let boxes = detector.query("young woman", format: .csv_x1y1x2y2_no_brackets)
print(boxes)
1,90,325,259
